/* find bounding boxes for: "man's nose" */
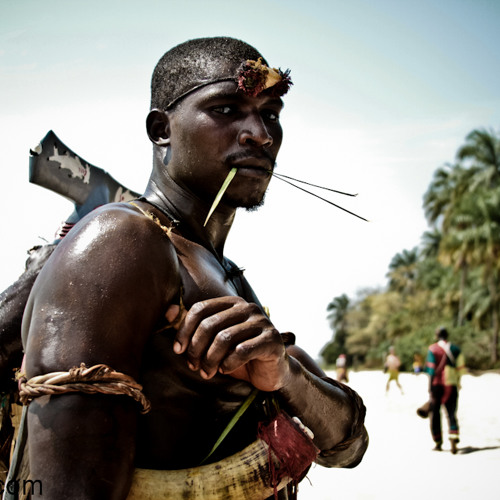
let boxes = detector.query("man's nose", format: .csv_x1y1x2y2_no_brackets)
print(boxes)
237,114,273,148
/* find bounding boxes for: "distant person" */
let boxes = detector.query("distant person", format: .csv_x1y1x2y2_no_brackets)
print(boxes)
425,327,466,453
336,354,349,383
412,352,423,374
384,346,403,394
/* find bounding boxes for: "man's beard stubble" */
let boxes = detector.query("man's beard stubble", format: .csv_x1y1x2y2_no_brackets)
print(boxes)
243,191,267,212
223,150,275,212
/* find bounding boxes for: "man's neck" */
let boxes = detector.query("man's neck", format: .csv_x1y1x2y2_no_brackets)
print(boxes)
143,170,235,260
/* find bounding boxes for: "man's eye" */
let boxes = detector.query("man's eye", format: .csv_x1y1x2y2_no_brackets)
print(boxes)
212,105,233,115
263,110,280,122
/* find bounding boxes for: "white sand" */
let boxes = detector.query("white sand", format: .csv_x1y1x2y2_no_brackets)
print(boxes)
298,370,500,500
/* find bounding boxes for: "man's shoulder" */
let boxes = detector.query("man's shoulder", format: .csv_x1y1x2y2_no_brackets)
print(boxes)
71,202,177,249
83,201,158,227
38,201,180,284
428,343,443,358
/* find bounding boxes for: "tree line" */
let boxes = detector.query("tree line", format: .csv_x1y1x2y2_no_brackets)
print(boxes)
321,128,500,371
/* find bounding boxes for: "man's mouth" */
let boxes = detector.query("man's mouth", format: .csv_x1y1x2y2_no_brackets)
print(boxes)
229,157,274,177
226,151,275,174
234,165,271,178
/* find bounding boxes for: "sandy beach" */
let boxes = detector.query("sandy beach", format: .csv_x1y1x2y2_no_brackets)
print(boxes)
298,370,500,500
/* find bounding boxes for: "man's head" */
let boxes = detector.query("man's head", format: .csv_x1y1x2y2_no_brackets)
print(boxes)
436,327,448,340
147,37,291,212
151,37,290,111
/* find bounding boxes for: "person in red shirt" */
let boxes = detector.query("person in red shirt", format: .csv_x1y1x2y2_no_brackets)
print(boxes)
425,327,466,453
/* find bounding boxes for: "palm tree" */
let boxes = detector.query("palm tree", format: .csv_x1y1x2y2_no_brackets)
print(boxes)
420,229,441,260
423,163,474,229
423,130,500,357
470,190,500,363
322,294,351,364
455,129,500,363
387,248,419,295
457,128,500,189
423,165,475,323
326,294,350,333
423,164,453,226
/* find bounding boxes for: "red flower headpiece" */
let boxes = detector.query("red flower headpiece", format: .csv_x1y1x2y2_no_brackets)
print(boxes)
237,58,292,98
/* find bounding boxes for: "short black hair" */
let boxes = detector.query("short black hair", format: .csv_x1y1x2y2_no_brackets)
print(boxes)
436,327,448,340
150,37,266,110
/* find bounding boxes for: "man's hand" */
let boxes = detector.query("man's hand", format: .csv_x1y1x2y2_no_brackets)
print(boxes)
172,296,290,392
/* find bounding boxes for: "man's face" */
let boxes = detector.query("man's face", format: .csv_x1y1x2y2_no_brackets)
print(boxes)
166,81,284,210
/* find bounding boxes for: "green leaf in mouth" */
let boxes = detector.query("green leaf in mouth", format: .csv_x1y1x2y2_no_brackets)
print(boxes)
204,167,238,226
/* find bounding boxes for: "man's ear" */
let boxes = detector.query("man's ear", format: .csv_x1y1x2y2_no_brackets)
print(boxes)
146,109,171,146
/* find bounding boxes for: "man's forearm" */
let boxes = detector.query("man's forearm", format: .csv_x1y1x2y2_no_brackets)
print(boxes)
277,356,368,467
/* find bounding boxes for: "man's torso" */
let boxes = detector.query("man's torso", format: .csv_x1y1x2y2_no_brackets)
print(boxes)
133,205,267,469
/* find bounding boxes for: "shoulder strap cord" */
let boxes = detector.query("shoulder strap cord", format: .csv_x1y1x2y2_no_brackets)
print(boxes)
433,345,450,375
136,195,181,226
129,201,175,238
439,342,456,366
18,363,151,414
129,200,187,332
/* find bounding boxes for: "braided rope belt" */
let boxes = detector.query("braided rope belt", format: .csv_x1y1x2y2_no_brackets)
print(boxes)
18,363,151,414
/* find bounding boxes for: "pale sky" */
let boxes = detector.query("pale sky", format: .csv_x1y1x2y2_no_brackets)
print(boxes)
1,0,500,358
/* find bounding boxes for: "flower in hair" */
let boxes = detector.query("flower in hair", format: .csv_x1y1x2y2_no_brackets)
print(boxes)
237,58,292,98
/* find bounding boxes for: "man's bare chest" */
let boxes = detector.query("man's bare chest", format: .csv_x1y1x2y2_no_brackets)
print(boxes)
168,232,242,308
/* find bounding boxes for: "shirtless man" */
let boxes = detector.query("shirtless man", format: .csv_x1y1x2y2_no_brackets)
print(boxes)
385,346,403,394
20,37,368,498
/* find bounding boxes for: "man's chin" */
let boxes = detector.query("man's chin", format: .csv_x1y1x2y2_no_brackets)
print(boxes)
241,194,266,212
228,192,266,212
243,202,263,213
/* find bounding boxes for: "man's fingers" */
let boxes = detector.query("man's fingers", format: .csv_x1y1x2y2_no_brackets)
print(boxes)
172,296,285,385
217,332,283,374
199,323,262,378
175,298,249,366
174,298,235,354
186,314,248,373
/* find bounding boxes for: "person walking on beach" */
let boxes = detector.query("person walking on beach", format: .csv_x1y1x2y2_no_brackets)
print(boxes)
385,346,403,394
336,354,349,383
412,352,423,374
425,327,466,453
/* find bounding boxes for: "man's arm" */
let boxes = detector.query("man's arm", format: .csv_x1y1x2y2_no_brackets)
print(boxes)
173,296,368,469
424,348,436,392
22,204,180,499
277,345,368,468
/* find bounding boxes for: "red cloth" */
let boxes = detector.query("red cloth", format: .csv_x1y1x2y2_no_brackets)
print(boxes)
258,411,318,498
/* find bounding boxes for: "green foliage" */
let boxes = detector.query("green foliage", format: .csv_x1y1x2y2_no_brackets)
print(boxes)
321,128,500,370
322,294,351,365
319,342,339,367
450,325,492,369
